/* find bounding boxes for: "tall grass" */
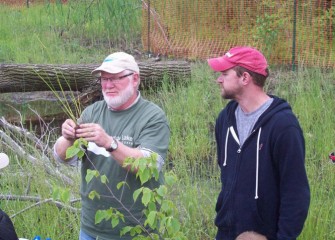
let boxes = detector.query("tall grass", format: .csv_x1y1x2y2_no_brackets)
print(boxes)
291,69,335,239
264,67,335,239
2,65,334,240
1,2,335,240
0,0,142,64
143,63,223,239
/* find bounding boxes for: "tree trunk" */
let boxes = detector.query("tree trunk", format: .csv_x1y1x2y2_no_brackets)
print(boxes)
0,61,191,93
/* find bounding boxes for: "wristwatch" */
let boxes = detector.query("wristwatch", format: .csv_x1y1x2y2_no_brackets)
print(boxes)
106,138,118,152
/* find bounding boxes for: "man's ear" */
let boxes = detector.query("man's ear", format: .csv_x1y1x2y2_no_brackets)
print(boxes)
242,72,251,85
132,72,140,88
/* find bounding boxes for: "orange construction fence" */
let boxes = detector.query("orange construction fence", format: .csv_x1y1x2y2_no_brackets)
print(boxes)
142,0,335,69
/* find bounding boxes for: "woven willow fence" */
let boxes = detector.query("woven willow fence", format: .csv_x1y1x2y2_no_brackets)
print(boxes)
142,0,335,69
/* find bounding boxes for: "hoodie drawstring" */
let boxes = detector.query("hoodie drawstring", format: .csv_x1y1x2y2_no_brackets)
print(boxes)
224,126,261,199
255,127,262,199
223,128,229,166
224,127,240,166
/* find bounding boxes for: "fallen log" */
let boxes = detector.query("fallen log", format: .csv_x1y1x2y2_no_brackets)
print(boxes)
0,91,76,131
0,61,191,93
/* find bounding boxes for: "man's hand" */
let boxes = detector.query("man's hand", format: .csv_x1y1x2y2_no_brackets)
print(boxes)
61,119,78,141
75,123,111,149
55,119,79,161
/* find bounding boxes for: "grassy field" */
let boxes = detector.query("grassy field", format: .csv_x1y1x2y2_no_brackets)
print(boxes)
1,1,335,239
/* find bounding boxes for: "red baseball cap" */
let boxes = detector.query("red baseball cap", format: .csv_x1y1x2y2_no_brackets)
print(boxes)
207,46,268,77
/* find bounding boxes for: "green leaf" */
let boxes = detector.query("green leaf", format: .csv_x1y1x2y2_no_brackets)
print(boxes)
133,187,143,202
132,158,140,169
120,226,132,236
147,201,157,212
112,217,119,228
60,188,70,202
123,157,133,168
170,217,181,233
79,138,88,147
88,190,100,200
117,181,125,190
155,194,162,205
95,209,108,224
100,175,108,184
165,217,181,235
66,138,88,159
159,217,167,232
164,173,177,186
77,149,85,159
130,226,143,236
142,188,152,206
160,200,172,214
85,169,99,183
119,212,125,222
139,168,150,184
144,211,157,228
152,168,159,180
138,159,147,172
156,185,167,197
66,145,80,159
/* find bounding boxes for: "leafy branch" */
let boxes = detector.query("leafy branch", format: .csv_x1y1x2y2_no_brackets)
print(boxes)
61,141,186,239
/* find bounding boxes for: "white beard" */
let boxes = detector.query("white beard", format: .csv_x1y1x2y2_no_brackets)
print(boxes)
103,80,135,109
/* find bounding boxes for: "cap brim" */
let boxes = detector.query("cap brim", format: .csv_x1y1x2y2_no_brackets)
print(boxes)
207,57,236,72
91,65,125,76
0,153,9,169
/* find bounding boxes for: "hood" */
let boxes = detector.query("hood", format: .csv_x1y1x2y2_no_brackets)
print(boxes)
225,95,292,129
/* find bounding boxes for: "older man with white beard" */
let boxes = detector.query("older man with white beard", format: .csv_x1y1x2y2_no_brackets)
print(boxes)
53,52,170,240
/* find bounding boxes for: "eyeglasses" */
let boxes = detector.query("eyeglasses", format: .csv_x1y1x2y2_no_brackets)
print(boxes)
97,72,134,83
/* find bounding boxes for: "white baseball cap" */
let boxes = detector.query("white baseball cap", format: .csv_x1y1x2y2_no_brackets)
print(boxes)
0,152,9,169
91,52,140,76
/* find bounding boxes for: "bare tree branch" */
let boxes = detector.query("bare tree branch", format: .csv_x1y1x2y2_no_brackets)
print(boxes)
0,195,81,217
0,117,76,186
0,129,38,163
